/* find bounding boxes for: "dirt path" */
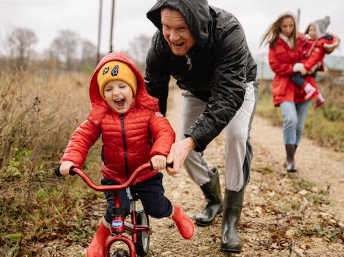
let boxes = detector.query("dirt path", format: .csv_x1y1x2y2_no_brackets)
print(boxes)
57,85,344,256
251,116,344,222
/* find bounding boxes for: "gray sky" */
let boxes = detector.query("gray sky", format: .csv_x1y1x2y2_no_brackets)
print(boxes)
0,0,343,59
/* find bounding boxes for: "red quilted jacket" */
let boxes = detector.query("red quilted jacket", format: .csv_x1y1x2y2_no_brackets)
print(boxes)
268,33,318,106
302,34,340,71
60,52,175,183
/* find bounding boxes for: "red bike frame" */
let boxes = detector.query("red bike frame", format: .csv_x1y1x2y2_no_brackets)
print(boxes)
68,162,152,257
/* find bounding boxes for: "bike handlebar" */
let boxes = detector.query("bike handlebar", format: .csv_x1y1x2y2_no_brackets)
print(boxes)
54,162,173,192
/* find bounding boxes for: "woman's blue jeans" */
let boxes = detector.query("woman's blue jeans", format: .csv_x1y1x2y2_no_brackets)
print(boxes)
280,100,311,145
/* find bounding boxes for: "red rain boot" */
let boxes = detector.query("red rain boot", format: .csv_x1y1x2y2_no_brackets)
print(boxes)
314,94,325,109
87,220,111,257
171,204,195,239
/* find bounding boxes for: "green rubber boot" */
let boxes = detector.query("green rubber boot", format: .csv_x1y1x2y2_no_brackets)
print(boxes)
195,169,223,226
220,189,244,253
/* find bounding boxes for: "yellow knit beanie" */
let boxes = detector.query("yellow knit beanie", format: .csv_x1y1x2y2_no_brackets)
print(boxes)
97,61,137,99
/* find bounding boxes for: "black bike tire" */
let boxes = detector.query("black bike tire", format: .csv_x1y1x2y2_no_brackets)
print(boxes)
134,209,150,256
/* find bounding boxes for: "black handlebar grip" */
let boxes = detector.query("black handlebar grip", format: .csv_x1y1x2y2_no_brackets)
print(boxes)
69,166,76,176
54,165,62,177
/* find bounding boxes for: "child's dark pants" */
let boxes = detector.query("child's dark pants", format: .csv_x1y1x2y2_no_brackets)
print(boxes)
101,172,173,223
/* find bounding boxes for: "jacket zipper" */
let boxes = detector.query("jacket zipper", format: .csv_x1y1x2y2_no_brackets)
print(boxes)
120,114,129,179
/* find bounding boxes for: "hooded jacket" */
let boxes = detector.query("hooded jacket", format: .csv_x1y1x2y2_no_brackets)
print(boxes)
301,34,340,71
144,0,257,152
60,52,175,184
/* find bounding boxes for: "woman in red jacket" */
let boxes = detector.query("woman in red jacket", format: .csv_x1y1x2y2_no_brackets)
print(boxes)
59,51,194,256
261,13,317,173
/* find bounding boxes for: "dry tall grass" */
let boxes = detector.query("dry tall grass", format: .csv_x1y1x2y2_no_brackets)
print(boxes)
0,67,92,165
0,67,95,256
0,69,91,165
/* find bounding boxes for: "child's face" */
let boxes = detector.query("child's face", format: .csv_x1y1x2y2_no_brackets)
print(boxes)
308,25,317,40
103,80,134,114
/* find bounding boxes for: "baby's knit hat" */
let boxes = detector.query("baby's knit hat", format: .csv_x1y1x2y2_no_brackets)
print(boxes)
312,16,330,38
97,61,137,99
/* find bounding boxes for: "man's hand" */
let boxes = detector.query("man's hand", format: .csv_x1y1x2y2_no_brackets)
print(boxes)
150,155,166,171
166,137,197,176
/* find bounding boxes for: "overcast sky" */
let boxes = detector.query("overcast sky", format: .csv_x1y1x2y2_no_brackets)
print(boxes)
0,0,343,60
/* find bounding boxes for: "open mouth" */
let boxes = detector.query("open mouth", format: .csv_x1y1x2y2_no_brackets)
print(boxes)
114,99,125,108
173,42,185,48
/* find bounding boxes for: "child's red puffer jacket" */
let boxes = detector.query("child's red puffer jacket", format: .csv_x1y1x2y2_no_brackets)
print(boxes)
60,52,175,183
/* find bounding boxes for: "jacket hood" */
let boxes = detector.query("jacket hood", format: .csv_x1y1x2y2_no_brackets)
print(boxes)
88,52,159,124
146,0,212,49
308,16,330,39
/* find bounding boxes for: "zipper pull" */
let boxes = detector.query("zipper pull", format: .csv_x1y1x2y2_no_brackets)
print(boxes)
185,54,192,70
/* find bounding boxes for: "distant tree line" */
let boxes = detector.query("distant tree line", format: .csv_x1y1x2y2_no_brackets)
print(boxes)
0,26,151,74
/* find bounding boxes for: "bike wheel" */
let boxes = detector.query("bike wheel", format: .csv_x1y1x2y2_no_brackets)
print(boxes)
134,209,150,256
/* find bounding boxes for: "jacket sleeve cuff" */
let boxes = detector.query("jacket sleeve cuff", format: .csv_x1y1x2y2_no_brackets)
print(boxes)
184,134,205,152
293,63,304,72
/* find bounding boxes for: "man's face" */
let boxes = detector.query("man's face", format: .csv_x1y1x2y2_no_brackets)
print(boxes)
161,8,196,56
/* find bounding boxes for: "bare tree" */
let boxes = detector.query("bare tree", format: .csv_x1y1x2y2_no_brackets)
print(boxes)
80,39,97,72
126,34,152,72
5,27,37,68
51,30,80,71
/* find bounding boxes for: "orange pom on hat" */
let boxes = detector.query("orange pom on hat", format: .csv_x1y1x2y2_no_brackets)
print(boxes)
97,61,137,99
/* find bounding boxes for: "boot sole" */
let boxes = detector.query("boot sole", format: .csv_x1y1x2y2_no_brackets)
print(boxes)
220,248,241,254
220,244,241,254
194,208,223,227
195,220,214,227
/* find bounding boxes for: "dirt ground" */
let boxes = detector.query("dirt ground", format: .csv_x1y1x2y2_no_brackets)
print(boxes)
49,85,344,256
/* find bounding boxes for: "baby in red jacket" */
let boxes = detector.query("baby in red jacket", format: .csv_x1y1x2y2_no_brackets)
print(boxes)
59,51,194,257
292,16,340,108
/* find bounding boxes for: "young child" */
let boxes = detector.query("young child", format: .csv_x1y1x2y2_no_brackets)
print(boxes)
292,16,340,108
59,51,194,257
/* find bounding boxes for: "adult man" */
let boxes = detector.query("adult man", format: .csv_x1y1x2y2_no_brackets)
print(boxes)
144,0,258,253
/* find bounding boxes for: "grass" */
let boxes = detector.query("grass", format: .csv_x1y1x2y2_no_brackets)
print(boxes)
0,66,101,256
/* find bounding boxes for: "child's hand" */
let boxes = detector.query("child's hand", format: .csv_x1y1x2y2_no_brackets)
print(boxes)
150,155,166,171
308,62,321,74
60,161,76,177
